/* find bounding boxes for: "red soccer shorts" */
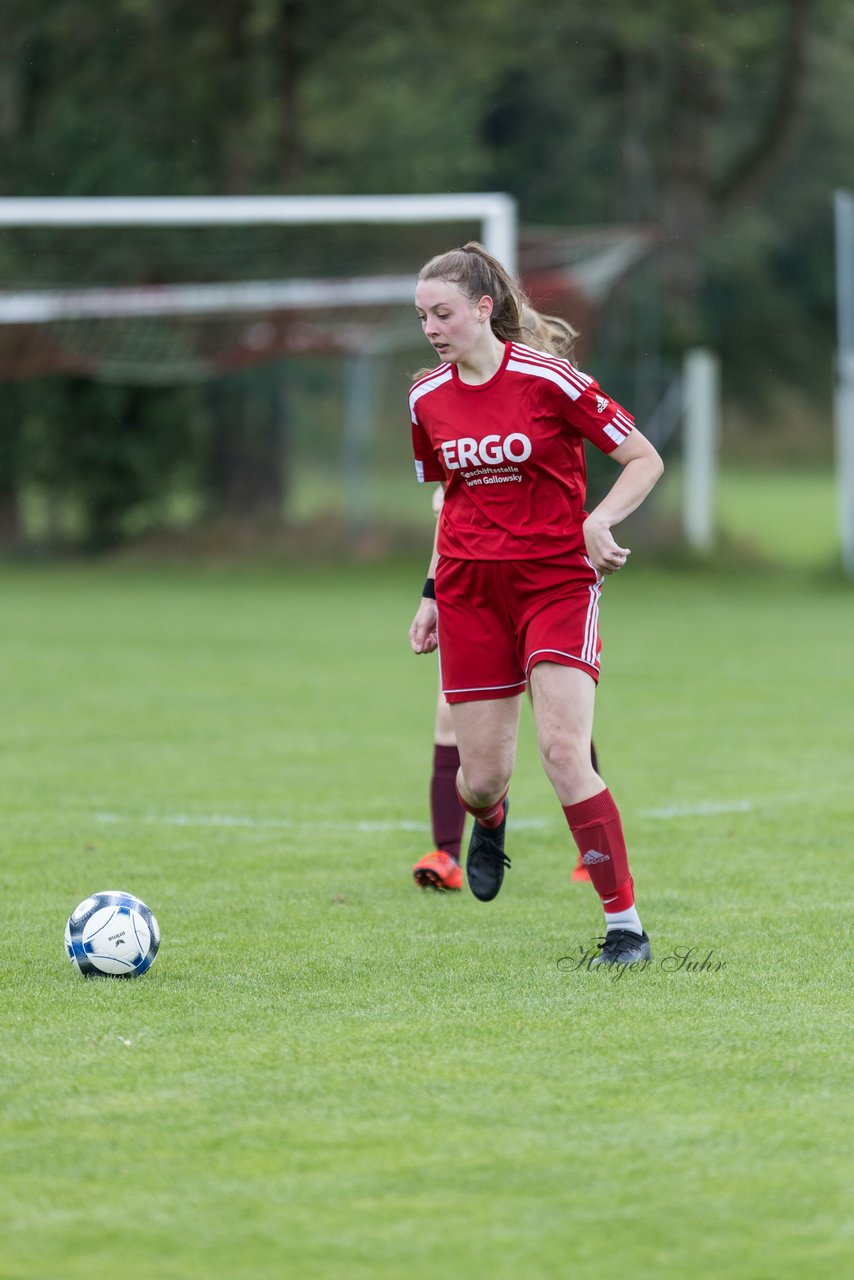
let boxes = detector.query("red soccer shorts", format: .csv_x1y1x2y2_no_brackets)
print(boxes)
435,553,604,703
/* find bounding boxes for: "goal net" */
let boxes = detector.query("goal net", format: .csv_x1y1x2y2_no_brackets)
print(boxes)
0,196,663,548
0,196,513,377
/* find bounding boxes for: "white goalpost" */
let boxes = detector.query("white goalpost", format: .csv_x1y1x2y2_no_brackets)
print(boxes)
0,193,517,265
0,196,727,557
0,194,517,326
834,189,854,578
0,193,519,538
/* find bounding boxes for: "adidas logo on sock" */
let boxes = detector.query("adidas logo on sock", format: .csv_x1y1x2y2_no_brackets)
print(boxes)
582,849,610,865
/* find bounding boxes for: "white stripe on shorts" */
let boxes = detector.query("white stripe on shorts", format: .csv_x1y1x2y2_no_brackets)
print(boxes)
582,575,603,668
438,631,527,697
524,565,603,677
524,647,599,677
442,678,527,696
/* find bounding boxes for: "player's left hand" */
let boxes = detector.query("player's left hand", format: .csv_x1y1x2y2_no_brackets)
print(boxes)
583,515,631,575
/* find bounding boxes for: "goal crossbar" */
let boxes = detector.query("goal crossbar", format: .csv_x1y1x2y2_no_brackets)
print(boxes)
0,193,517,272
0,275,416,325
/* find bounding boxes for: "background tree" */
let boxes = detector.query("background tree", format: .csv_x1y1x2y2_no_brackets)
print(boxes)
0,0,852,548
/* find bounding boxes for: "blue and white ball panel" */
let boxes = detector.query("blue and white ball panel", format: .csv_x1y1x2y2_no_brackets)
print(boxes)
65,890,160,978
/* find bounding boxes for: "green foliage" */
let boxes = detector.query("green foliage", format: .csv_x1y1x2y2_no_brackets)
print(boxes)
18,377,203,550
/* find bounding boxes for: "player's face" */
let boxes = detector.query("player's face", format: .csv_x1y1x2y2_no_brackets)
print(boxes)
415,279,489,364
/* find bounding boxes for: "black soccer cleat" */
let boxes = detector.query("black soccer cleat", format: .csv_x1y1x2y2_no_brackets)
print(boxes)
465,797,510,902
590,929,652,966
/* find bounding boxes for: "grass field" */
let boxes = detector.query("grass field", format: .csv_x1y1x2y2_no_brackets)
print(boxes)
1,552,852,1279
288,462,842,570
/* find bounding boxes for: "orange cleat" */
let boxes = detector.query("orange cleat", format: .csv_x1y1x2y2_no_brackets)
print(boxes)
412,850,463,892
571,857,591,883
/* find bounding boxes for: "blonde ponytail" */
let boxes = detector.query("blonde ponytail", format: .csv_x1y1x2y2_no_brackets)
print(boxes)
519,306,578,359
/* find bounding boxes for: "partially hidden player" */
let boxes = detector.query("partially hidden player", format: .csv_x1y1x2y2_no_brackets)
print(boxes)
407,243,663,966
412,485,596,893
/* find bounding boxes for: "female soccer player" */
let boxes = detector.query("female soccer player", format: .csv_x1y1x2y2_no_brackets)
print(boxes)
408,243,663,965
412,309,594,893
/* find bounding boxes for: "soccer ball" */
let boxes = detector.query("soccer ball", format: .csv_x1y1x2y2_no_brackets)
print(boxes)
64,890,160,978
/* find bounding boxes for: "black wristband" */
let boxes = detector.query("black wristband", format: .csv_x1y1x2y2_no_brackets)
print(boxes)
422,577,436,599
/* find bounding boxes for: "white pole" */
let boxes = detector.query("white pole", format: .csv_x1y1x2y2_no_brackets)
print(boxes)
682,348,720,553
481,194,518,277
0,276,417,324
342,351,379,533
834,190,854,578
0,191,516,230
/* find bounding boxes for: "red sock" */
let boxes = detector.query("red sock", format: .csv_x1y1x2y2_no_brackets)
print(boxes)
430,744,465,861
455,783,507,829
563,788,634,909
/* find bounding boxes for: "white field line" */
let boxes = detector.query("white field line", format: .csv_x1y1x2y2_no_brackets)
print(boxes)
93,811,550,833
640,800,754,819
89,791,814,832
639,791,819,820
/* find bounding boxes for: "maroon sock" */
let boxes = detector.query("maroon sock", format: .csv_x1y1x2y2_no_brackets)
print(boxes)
563,788,633,904
455,782,507,830
430,744,465,861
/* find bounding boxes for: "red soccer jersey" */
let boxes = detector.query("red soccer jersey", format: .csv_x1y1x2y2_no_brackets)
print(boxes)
409,340,634,560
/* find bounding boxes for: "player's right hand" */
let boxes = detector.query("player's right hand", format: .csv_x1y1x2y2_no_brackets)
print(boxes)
409,599,439,654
